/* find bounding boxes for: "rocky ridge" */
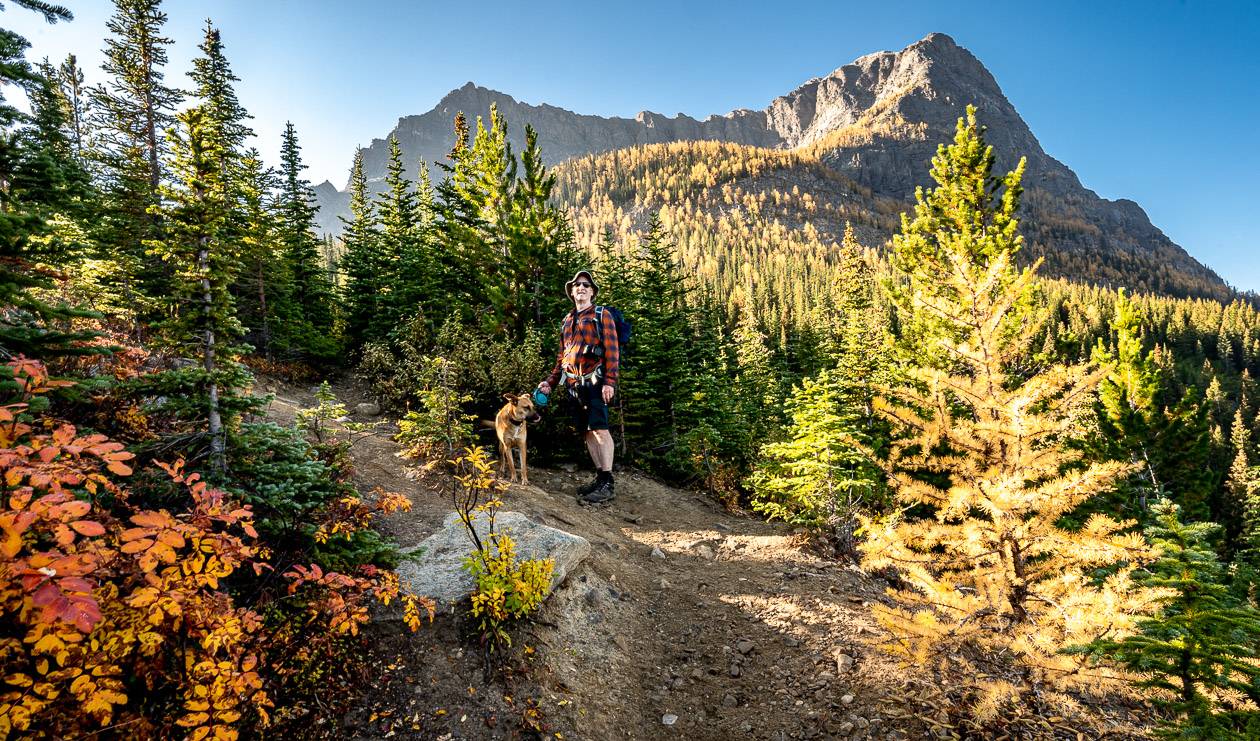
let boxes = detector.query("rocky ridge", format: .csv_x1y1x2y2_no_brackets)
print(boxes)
313,33,1228,300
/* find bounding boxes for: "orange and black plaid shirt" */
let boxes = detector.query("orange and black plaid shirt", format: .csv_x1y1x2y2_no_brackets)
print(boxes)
545,305,620,388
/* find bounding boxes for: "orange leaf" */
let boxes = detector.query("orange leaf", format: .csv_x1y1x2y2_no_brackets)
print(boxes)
70,520,105,537
130,511,171,528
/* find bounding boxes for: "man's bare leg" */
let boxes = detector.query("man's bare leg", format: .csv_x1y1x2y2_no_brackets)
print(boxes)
585,429,614,470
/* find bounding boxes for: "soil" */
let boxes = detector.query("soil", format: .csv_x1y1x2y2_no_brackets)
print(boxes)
263,382,1157,741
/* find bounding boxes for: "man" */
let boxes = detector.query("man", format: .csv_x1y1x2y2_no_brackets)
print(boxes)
537,269,620,504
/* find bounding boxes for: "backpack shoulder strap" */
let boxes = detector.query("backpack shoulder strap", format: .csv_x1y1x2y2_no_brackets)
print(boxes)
594,306,607,347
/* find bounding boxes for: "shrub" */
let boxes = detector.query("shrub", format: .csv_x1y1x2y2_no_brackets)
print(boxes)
0,359,431,738
396,356,477,463
451,447,554,655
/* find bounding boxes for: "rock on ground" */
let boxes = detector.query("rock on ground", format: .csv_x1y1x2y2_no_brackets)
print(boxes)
395,510,590,609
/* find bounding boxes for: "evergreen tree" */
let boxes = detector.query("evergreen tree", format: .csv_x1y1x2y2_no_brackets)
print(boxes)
861,107,1161,717
375,135,419,333
616,215,694,471
432,106,510,320
1084,501,1260,739
496,123,581,338
90,0,182,333
273,121,336,360
338,148,385,349
1223,405,1254,552
0,9,99,357
146,107,253,476
188,21,252,165
732,305,781,451
233,150,284,358
747,367,882,551
1084,289,1192,520
52,53,87,159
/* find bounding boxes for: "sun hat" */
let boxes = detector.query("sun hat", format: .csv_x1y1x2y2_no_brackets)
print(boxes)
564,270,599,301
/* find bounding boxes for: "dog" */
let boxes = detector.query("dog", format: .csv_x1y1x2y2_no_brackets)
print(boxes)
485,393,538,485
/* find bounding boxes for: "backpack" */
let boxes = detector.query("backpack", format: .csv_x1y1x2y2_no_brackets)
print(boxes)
595,305,632,352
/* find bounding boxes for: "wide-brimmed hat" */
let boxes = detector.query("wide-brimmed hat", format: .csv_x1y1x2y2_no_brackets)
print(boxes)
565,270,599,301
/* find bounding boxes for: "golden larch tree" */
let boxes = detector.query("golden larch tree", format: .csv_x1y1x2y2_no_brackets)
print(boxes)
861,106,1164,717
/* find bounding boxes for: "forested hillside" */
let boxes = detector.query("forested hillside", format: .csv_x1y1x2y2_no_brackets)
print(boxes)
318,33,1229,302
5,1,1260,738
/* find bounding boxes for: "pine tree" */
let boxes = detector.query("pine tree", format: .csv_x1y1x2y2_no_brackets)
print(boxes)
747,367,882,551
1223,405,1254,552
1084,501,1260,739
90,0,183,333
732,305,782,450
0,11,99,357
861,107,1161,717
432,106,511,321
233,150,284,358
273,121,336,360
188,21,252,165
616,215,694,470
53,53,87,159
338,148,385,349
1086,289,1168,518
375,136,419,333
496,123,581,338
146,107,253,476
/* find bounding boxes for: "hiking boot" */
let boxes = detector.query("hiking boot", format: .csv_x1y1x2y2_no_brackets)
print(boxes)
580,479,615,504
575,475,602,497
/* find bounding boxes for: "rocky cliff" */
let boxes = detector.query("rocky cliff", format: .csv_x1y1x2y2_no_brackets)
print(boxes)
313,33,1227,300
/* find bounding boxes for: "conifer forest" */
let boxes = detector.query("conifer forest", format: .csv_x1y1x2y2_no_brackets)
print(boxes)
5,2,1260,739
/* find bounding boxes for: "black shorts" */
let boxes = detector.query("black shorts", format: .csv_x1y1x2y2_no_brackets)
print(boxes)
566,383,610,432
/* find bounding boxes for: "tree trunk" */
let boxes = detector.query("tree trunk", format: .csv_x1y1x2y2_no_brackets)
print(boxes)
199,230,225,477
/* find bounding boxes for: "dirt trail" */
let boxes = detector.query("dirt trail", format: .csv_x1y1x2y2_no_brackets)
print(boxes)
264,387,934,740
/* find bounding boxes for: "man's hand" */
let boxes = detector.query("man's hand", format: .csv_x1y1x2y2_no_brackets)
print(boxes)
602,385,615,404
538,382,551,394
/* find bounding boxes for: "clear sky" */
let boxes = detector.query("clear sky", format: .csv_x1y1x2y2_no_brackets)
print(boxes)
3,1,1258,290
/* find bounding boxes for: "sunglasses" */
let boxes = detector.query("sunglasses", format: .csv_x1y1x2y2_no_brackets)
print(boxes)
573,282,593,288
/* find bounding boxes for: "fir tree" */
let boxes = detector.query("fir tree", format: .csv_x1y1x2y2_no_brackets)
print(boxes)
496,123,581,338
233,150,283,357
1083,289,1219,521
375,135,419,333
274,121,336,360
90,0,183,335
188,21,252,165
146,107,253,476
747,367,882,552
1223,405,1254,552
53,53,87,158
0,11,98,356
616,215,694,470
338,148,384,349
861,107,1161,717
1084,501,1260,739
731,305,781,450
432,106,510,320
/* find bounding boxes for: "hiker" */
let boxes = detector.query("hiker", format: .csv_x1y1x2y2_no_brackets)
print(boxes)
537,269,620,504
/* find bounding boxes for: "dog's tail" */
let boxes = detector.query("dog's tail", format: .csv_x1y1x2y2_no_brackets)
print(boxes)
479,419,496,430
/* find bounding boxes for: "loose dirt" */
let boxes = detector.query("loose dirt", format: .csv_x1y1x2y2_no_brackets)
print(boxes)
264,384,1155,741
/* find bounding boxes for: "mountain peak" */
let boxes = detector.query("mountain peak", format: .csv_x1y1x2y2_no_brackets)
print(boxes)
308,34,1226,300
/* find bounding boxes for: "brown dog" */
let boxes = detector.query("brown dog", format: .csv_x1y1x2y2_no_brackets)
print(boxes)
490,393,537,485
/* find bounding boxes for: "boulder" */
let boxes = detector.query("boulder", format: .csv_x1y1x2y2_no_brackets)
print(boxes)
396,511,590,609
354,401,381,416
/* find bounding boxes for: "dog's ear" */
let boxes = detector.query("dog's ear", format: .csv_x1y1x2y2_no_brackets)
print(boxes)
503,393,517,403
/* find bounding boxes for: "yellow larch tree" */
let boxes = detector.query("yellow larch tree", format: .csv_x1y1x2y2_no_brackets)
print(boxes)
861,106,1165,718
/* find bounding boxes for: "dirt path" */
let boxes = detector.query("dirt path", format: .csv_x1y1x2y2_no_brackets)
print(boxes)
265,386,931,740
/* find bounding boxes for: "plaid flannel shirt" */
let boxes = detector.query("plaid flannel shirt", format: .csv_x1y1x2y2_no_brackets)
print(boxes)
545,305,620,388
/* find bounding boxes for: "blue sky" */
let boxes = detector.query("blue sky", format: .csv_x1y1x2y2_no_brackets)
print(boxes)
4,1,1258,290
